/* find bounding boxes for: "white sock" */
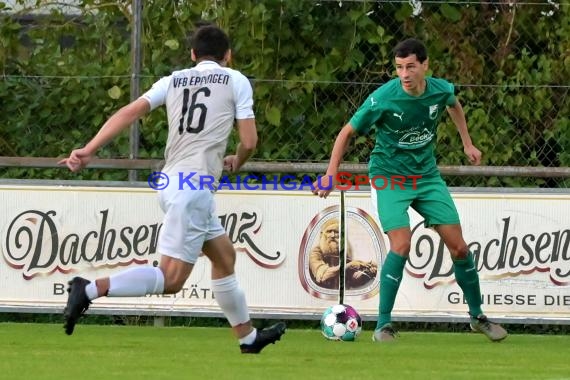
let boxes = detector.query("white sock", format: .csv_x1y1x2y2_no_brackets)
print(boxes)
85,282,99,301
107,266,165,297
239,328,257,345
211,274,250,326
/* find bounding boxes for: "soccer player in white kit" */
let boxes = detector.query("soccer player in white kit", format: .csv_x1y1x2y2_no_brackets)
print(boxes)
59,24,286,354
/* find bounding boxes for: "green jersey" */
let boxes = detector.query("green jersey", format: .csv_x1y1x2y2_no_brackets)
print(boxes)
349,77,456,177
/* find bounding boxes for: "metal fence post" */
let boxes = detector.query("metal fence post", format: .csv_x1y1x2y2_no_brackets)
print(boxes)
129,0,143,181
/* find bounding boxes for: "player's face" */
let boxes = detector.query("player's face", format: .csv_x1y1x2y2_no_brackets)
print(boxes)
395,55,428,94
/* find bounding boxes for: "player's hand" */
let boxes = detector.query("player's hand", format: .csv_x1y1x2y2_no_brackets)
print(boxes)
464,145,482,166
223,155,239,173
58,147,94,172
312,173,336,198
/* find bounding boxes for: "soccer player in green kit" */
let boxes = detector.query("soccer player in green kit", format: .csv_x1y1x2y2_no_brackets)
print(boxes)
313,38,507,342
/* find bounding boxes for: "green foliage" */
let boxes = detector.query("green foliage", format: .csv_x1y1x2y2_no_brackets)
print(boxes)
0,0,568,186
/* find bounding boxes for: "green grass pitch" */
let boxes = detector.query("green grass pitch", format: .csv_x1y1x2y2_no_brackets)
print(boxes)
1,323,569,380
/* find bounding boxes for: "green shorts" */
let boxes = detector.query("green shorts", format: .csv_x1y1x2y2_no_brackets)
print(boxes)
371,174,460,233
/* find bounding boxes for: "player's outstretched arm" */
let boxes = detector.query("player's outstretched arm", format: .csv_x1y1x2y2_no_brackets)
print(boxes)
58,98,151,172
224,118,258,173
446,100,482,165
312,123,356,198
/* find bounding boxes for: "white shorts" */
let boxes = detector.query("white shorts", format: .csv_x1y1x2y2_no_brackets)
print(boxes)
157,183,225,264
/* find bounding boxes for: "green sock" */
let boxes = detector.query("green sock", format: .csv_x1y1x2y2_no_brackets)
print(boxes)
453,252,483,318
376,251,407,330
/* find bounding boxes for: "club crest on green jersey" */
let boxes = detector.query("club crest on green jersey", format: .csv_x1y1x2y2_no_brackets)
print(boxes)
429,104,439,120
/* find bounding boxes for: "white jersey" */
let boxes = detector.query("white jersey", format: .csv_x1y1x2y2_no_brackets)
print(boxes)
141,60,254,181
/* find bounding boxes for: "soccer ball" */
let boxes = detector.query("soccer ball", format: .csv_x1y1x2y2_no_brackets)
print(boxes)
320,304,362,341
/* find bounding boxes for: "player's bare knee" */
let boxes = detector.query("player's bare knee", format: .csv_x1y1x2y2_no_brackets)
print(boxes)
448,244,469,259
163,277,185,294
390,240,411,256
207,247,236,276
387,228,412,256
211,260,235,278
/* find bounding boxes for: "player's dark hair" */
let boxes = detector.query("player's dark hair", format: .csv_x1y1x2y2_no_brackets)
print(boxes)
393,38,428,63
191,24,230,61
